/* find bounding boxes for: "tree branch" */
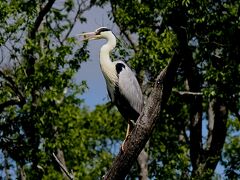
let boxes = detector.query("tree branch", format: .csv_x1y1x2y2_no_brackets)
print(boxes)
121,30,138,53
206,99,215,150
104,51,180,179
63,0,93,42
0,99,21,112
173,90,203,96
173,23,203,175
203,98,228,176
0,70,25,104
26,0,56,77
137,149,148,180
29,0,56,39
53,153,74,180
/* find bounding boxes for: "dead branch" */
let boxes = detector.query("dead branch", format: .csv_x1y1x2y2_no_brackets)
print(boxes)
173,90,203,96
53,153,74,180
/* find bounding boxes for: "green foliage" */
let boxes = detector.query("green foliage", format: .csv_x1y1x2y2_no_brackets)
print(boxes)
0,0,104,179
60,105,124,179
1,0,240,179
0,0,126,179
133,27,177,77
221,118,240,179
38,104,124,179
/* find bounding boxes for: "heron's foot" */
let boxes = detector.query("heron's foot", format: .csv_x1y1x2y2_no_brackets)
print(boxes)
129,120,136,126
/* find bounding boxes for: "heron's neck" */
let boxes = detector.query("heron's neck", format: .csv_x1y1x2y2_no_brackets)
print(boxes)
99,36,118,84
99,36,116,66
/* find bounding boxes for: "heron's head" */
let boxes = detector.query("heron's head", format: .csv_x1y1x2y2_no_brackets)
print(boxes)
78,27,114,41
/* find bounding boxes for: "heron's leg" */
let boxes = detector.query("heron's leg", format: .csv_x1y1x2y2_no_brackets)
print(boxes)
125,123,131,138
121,124,129,152
122,120,135,152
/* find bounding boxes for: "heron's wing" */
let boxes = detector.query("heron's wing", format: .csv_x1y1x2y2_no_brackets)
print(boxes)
116,62,144,115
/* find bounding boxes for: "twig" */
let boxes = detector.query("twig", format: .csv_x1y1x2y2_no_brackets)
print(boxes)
173,89,203,96
63,0,93,42
52,153,74,180
121,30,138,52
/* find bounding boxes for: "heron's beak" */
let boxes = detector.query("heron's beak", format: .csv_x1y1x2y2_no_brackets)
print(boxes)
77,32,100,41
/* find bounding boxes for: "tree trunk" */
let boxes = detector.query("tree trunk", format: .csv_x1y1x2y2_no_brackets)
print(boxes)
137,149,148,180
202,98,228,177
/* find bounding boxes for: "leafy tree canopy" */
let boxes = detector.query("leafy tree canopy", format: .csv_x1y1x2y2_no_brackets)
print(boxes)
0,0,240,179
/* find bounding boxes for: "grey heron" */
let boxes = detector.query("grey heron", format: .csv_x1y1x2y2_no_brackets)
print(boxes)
79,27,144,150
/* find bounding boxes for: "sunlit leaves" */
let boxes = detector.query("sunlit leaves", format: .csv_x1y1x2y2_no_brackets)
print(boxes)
222,134,240,179
133,27,176,77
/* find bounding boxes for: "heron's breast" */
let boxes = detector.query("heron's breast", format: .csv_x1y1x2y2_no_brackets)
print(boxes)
100,64,118,99
100,63,118,85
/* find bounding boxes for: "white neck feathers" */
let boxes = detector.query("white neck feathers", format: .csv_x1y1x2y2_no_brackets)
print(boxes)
99,33,118,85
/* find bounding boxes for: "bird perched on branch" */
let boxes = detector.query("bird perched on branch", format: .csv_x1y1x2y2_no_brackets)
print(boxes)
79,27,143,151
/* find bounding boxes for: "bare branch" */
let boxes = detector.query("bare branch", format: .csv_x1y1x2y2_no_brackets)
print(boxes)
173,90,203,96
63,0,93,41
53,153,74,180
121,30,138,52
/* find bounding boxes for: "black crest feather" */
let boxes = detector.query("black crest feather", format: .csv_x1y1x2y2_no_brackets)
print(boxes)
96,27,110,35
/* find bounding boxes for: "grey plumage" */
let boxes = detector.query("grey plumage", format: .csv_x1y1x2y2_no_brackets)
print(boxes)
113,61,143,121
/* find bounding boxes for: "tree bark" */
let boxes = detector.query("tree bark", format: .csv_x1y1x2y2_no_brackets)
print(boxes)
172,19,203,176
18,165,26,180
56,149,70,180
104,51,180,179
137,149,148,180
203,98,228,177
